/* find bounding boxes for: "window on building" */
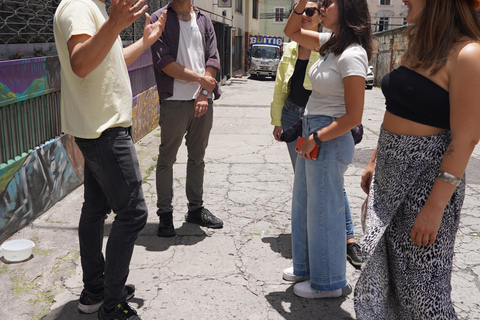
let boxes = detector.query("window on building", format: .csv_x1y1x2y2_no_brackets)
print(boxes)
378,17,389,31
236,0,243,13
253,0,258,19
380,0,391,5
403,18,408,26
274,7,285,23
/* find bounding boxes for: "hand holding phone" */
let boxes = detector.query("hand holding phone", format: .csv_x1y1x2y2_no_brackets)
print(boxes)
295,137,320,160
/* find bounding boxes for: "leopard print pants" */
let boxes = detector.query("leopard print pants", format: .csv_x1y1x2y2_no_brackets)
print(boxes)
354,128,465,320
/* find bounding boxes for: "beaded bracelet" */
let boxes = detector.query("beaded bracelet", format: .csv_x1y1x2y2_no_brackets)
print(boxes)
436,170,461,187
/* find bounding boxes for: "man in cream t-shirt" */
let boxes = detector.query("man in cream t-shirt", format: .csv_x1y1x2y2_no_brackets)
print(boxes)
54,0,165,319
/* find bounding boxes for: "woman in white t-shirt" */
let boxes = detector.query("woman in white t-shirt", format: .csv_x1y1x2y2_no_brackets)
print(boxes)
282,0,373,298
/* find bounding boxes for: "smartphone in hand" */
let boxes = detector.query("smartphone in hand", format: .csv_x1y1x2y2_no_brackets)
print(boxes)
295,137,320,160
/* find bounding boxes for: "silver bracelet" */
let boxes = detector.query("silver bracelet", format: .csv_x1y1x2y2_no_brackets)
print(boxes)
436,170,461,187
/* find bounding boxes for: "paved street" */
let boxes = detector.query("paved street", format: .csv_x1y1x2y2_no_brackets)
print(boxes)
1,77,479,320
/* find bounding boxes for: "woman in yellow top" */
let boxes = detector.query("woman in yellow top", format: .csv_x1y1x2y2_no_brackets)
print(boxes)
270,0,364,271
271,2,321,162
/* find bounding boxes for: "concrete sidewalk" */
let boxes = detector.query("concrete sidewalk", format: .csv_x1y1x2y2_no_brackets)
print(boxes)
1,79,479,320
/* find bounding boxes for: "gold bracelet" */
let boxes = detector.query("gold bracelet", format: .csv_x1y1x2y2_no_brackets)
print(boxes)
436,170,461,187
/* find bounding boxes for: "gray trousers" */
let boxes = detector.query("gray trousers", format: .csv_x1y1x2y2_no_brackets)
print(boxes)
155,99,213,215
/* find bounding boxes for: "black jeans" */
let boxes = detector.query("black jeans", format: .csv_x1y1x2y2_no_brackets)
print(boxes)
75,127,147,310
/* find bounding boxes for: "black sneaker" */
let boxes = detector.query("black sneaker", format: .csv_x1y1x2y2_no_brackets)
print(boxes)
157,211,176,237
97,302,141,320
185,207,223,229
347,242,363,270
78,284,135,314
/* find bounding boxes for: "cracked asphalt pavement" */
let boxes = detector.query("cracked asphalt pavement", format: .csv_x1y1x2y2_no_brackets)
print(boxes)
1,77,479,319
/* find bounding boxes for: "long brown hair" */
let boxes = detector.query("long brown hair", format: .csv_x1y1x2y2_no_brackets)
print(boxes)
319,0,374,60
402,0,480,74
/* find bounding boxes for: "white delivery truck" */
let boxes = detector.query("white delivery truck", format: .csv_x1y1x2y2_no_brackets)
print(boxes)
248,35,284,79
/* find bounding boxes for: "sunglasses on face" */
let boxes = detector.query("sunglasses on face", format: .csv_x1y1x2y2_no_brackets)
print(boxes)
304,7,319,17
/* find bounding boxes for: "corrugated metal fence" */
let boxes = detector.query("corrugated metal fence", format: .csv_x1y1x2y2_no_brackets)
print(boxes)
0,92,61,164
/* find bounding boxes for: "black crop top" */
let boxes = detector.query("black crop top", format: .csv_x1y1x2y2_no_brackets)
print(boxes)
382,66,450,129
288,59,311,107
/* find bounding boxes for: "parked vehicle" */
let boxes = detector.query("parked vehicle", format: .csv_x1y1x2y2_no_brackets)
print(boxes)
248,35,284,79
366,66,374,89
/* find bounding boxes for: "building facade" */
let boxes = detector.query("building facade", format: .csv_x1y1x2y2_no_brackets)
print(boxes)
259,0,293,40
257,0,409,37
229,0,260,74
367,0,408,32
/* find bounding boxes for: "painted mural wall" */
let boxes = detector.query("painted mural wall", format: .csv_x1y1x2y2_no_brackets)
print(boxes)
0,56,60,107
0,51,159,243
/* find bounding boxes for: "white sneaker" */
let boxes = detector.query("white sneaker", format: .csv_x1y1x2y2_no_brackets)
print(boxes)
293,280,342,299
282,267,310,282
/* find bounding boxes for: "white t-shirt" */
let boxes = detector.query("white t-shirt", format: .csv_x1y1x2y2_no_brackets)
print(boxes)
54,0,132,139
168,12,209,100
306,33,368,117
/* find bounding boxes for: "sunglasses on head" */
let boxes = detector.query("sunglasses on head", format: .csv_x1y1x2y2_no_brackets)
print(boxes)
304,7,319,16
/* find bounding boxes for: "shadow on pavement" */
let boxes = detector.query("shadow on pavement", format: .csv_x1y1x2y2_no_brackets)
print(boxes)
40,300,91,320
133,222,208,252
265,286,355,320
262,233,292,259
41,297,145,320
248,75,276,81
0,254,34,264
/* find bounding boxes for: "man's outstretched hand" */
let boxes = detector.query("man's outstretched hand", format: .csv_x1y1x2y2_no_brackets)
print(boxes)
109,0,148,33
143,11,167,48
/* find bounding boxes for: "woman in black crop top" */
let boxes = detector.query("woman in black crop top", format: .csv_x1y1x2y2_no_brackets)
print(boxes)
355,0,480,319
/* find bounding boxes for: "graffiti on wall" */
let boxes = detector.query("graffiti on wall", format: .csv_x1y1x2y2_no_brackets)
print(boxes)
0,56,60,107
132,86,160,142
0,136,83,242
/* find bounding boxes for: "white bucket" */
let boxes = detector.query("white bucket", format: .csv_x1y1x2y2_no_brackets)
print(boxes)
0,239,35,262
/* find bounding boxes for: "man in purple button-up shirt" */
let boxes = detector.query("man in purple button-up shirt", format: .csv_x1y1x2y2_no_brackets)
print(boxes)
150,0,224,238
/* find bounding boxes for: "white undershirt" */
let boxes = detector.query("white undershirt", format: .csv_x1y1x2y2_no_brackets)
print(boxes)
167,12,207,101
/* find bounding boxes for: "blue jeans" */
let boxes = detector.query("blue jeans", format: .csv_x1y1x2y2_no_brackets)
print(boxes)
291,115,355,291
281,99,305,169
344,188,354,239
282,99,355,240
75,127,148,310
